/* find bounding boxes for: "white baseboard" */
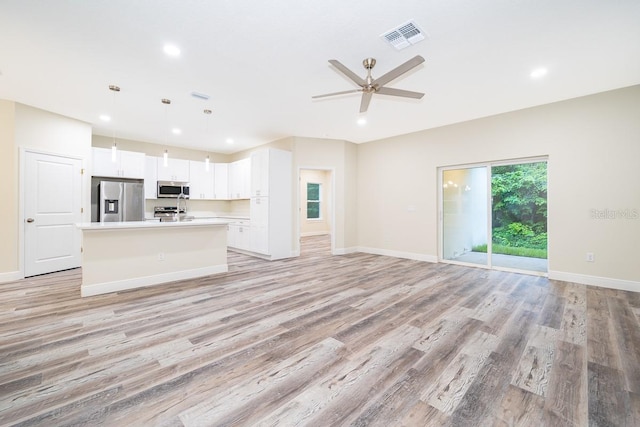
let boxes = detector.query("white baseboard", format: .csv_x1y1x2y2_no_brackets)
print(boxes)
355,246,439,263
300,231,330,237
548,270,640,293
81,265,228,297
333,247,359,255
0,270,22,283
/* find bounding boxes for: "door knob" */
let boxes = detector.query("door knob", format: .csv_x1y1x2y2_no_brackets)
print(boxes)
26,218,35,223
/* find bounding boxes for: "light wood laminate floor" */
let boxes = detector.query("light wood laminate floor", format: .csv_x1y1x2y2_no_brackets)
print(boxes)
1,236,639,426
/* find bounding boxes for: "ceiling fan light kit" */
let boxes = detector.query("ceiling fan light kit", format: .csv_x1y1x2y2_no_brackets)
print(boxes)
313,55,425,113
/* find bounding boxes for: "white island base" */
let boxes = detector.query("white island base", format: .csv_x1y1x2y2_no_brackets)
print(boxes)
78,220,229,297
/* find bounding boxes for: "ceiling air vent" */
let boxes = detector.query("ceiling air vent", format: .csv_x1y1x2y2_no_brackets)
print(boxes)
381,20,425,50
190,91,210,101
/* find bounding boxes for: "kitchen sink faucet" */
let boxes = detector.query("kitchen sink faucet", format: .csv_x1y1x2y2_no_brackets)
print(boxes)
176,192,187,220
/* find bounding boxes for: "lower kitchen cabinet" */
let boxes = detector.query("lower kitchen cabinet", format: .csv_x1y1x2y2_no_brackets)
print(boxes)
227,221,251,251
228,148,292,260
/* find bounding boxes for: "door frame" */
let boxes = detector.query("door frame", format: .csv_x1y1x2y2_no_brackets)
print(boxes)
296,166,336,255
438,156,548,276
19,148,85,277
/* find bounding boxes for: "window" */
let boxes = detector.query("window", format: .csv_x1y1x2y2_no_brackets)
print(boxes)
306,183,321,219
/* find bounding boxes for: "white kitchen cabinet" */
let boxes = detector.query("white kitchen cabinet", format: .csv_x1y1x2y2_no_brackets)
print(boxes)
248,148,292,259
228,221,251,251
144,156,158,199
157,157,189,182
250,196,269,254
189,160,214,200
213,163,229,200
92,147,145,179
250,225,269,255
229,157,251,199
250,196,269,227
250,149,269,197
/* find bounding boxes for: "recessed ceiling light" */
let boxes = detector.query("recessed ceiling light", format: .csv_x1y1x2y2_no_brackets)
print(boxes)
172,128,181,135
357,117,367,126
163,44,181,57
530,67,548,79
99,114,111,122
226,138,234,145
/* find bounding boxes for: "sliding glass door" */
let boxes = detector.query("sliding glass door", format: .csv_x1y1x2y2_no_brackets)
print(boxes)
442,167,489,266
440,159,547,274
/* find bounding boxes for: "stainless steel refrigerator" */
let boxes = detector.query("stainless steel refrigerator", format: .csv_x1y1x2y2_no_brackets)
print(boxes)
99,181,145,222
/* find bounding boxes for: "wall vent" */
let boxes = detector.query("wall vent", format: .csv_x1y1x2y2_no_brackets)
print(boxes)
381,20,426,50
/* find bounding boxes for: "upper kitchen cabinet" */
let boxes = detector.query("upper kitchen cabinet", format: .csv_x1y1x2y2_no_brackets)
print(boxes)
250,149,269,197
144,156,158,199
189,160,214,200
229,157,251,199
156,157,189,182
92,147,145,179
213,163,229,200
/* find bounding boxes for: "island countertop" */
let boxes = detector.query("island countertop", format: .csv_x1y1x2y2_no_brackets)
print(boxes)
76,218,230,230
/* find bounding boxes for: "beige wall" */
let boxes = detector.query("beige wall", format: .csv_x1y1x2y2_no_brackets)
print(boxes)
15,103,93,222
357,85,640,289
292,137,358,254
300,169,331,236
0,101,18,278
92,134,230,163
0,102,92,280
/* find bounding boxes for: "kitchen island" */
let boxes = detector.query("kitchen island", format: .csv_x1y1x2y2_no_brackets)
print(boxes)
77,219,229,297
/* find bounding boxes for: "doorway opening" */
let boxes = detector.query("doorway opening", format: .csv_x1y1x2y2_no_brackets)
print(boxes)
298,168,334,256
440,158,548,275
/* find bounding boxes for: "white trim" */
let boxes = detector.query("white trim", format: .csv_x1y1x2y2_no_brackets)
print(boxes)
301,231,330,237
20,148,86,278
297,166,336,255
0,271,22,283
81,264,228,297
548,270,640,293
333,246,359,255
356,246,438,263
437,156,549,272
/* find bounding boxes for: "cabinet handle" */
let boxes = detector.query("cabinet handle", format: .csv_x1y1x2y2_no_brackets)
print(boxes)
26,218,35,223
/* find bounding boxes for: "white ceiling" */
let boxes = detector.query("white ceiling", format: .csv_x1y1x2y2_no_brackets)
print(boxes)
1,0,639,154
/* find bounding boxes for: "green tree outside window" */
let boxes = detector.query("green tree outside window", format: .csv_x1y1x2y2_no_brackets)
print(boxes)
307,183,321,219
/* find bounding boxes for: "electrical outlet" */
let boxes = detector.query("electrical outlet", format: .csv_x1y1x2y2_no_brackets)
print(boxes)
586,252,595,262
158,252,165,261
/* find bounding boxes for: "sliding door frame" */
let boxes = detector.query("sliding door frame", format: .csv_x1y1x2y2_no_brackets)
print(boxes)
437,156,548,276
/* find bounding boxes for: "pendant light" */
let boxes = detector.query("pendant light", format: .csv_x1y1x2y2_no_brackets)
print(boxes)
161,98,171,167
108,85,121,161
204,109,212,171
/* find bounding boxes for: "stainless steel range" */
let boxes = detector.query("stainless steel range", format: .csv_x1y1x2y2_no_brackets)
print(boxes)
153,206,186,222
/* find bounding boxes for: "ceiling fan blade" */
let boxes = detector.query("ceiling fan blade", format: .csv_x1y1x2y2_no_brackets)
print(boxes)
376,87,424,99
359,92,373,113
312,89,362,99
373,55,425,87
329,59,366,86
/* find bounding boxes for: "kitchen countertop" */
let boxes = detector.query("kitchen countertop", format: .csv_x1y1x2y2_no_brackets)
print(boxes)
77,218,230,230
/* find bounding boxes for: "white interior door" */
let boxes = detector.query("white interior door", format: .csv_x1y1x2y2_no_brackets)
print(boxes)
24,151,82,277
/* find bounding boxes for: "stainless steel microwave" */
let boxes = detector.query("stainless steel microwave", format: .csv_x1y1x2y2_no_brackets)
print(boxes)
157,181,190,198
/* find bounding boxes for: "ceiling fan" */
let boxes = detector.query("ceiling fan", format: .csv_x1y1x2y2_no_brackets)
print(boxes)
312,55,425,113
